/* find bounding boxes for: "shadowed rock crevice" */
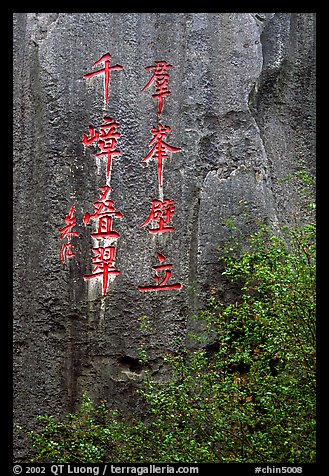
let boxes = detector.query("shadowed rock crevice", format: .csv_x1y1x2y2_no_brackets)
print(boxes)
117,356,145,375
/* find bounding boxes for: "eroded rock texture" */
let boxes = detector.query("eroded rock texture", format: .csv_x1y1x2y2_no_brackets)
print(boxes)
13,13,315,461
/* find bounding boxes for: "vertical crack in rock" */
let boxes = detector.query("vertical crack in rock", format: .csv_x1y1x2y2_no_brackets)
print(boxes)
247,13,280,227
196,13,280,310
247,13,316,224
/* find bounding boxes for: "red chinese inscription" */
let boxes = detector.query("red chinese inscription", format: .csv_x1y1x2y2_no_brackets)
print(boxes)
83,246,120,296
83,186,123,240
141,199,175,234
59,205,80,263
82,117,121,180
142,61,172,116
138,253,182,292
84,53,123,105
60,55,183,296
142,123,181,187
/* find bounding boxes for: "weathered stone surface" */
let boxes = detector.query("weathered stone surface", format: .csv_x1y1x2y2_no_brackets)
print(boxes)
13,13,315,461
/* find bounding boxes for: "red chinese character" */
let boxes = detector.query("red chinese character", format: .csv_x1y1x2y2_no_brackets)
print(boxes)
84,246,120,296
138,253,182,292
60,243,75,263
83,186,123,239
140,199,175,234
82,125,99,146
82,117,121,180
142,124,181,187
59,205,80,263
84,53,123,105
142,61,172,116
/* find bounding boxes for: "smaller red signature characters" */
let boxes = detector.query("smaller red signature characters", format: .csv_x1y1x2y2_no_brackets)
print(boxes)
82,117,121,180
59,204,80,263
83,186,123,240
84,246,120,296
142,61,172,116
138,252,182,292
84,53,123,106
141,199,175,234
142,123,181,187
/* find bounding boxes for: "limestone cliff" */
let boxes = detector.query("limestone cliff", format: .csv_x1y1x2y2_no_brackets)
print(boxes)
13,13,315,461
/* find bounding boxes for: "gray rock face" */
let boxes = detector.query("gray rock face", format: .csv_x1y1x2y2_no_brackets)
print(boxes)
13,13,315,461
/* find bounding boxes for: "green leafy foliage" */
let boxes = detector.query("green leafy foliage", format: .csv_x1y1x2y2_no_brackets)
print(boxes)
27,394,113,463
25,222,316,463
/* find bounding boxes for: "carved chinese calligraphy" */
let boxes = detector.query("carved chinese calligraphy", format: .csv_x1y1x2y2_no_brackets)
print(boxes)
82,54,123,296
138,61,182,292
58,52,124,296
140,199,175,234
83,246,120,297
142,61,172,116
82,117,122,181
83,53,123,106
83,186,123,240
59,205,80,263
142,123,181,187
59,53,182,297
138,253,182,292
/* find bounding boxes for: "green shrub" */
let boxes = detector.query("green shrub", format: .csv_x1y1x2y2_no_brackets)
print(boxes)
139,223,316,463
